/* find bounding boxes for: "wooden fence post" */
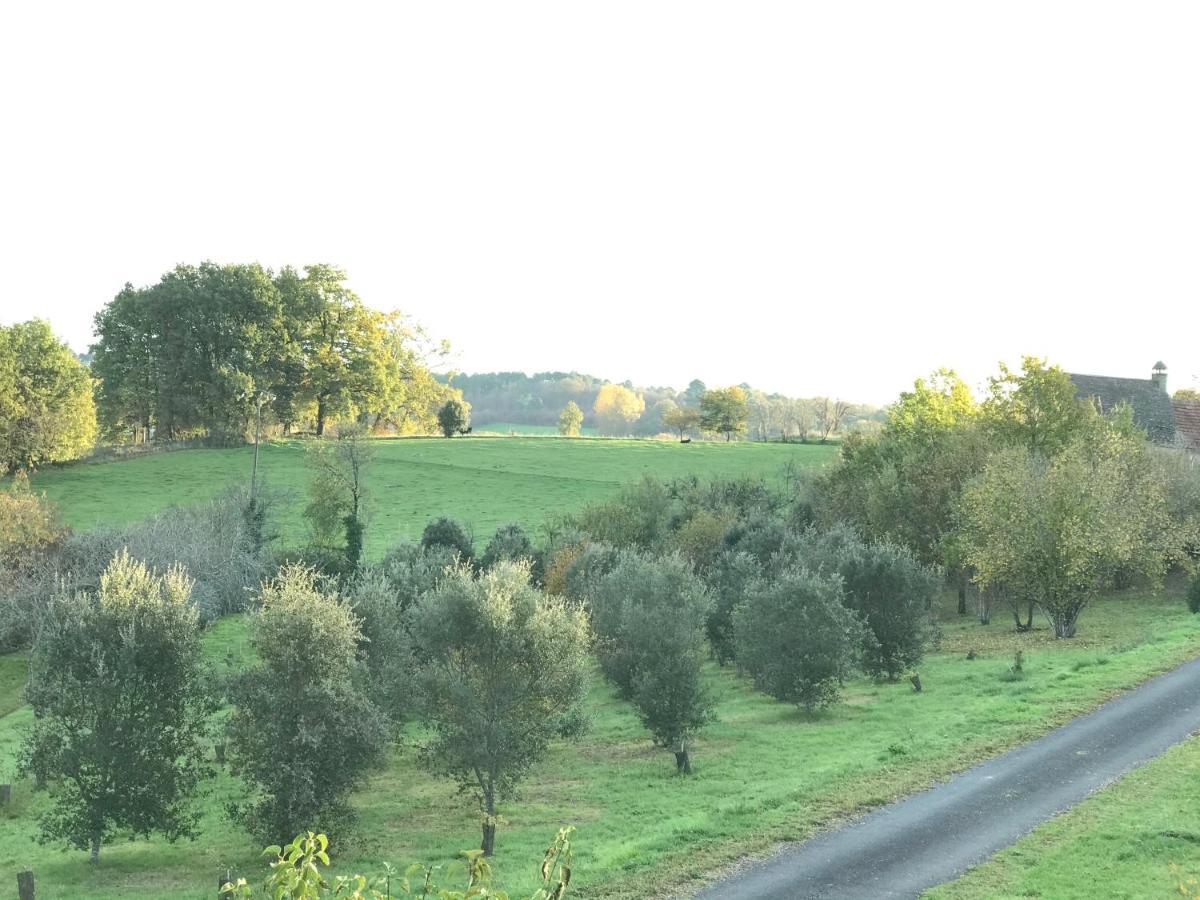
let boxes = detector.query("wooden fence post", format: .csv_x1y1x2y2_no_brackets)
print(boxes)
0,784,11,806
218,868,232,898
17,869,35,900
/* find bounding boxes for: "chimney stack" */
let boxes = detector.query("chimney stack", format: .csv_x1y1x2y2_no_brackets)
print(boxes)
1152,361,1168,394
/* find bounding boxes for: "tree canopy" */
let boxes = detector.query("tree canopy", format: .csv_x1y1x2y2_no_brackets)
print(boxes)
91,262,451,443
700,386,750,441
0,319,97,472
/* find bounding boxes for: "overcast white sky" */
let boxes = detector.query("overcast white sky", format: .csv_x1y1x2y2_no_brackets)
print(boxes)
1,2,1197,404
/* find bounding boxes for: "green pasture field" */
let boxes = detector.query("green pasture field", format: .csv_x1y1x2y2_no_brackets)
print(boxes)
26,437,832,557
2,585,1199,899
925,728,1200,899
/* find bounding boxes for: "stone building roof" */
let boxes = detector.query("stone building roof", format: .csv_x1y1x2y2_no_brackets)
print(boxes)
1171,398,1200,452
1067,372,1178,444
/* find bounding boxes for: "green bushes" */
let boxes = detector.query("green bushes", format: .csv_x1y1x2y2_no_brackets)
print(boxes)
411,561,590,855
1188,575,1200,614
0,490,273,650
225,566,387,844
480,522,537,572
20,552,214,861
585,552,714,773
421,516,474,562
222,827,577,899
734,567,867,711
785,525,940,680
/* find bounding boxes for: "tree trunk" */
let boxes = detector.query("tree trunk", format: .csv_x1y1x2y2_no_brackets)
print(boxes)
1053,610,1078,639
674,747,692,774
17,870,34,900
481,791,496,856
957,574,967,615
316,398,327,436
90,832,101,864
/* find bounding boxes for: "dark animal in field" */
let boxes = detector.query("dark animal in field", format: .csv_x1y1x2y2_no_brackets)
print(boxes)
680,437,692,444
459,426,473,436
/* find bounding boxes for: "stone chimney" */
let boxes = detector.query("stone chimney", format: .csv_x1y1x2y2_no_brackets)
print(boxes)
1152,361,1168,394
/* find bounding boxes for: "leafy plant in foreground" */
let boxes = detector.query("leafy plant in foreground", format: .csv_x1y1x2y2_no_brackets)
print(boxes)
221,827,576,899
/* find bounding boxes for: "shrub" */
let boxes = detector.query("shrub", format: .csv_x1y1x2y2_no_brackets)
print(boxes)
226,565,387,844
221,827,577,899
20,552,214,861
787,526,939,680
1188,575,1200,614
734,567,867,711
347,571,416,726
420,516,474,562
572,476,671,549
480,522,537,573
0,490,272,650
411,562,590,855
704,550,760,665
437,397,471,437
586,552,714,773
378,541,456,608
543,541,586,596
563,541,621,603
720,511,788,565
670,508,735,572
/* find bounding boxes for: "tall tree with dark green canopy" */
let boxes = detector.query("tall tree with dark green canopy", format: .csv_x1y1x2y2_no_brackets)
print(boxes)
0,319,97,472
20,552,213,862
91,261,450,443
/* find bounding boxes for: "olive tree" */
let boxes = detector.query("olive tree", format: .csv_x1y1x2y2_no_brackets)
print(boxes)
734,567,867,711
412,561,590,855
587,552,714,773
226,565,387,843
785,525,939,679
20,552,213,862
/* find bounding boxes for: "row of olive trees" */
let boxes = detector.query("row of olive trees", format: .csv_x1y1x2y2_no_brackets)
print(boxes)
17,524,592,862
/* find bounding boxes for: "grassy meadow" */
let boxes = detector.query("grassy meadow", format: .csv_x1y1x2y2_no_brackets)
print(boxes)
27,437,832,557
2,585,1200,899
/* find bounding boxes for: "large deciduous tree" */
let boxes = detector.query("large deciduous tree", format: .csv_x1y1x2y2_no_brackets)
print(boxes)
412,562,590,855
558,400,584,436
957,430,1177,637
662,402,701,441
0,320,97,472
699,386,749,441
982,356,1091,455
593,383,645,435
91,262,448,443
20,552,213,862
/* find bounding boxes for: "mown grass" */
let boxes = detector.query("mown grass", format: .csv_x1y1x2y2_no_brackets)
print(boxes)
1,586,1198,899
27,438,832,557
924,725,1200,899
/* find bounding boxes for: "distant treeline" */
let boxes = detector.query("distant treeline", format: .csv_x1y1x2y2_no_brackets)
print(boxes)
444,371,885,440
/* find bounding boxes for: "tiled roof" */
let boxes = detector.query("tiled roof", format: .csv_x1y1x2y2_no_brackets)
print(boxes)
1067,373,1177,444
1171,399,1200,451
